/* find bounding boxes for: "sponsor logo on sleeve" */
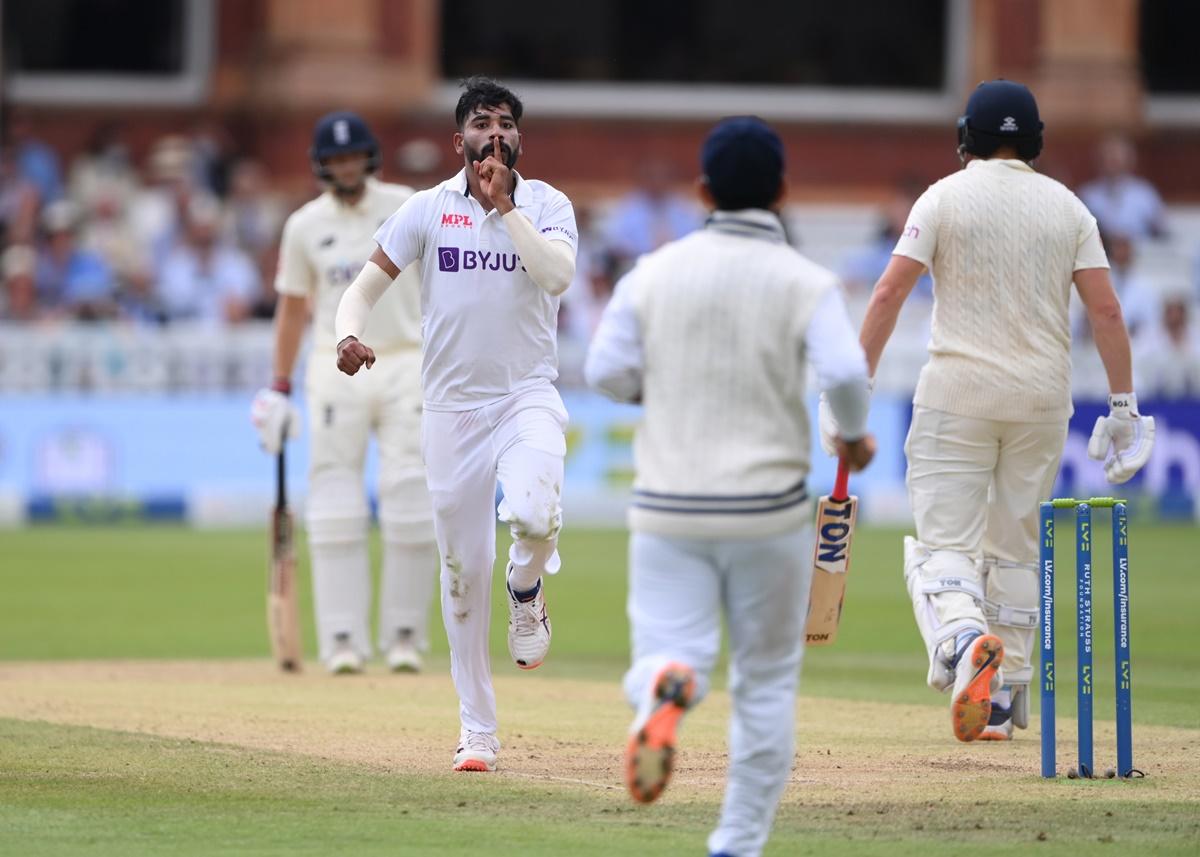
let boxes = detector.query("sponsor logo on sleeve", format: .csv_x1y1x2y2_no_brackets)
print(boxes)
540,225,577,241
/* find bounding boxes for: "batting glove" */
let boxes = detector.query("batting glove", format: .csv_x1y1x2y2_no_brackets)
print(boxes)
1087,393,1155,484
251,381,301,455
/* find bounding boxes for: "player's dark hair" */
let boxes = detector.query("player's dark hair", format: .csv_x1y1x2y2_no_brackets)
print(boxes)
455,76,523,129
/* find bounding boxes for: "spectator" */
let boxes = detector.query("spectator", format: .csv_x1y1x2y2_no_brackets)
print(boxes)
1079,135,1167,240
128,135,196,275
190,119,238,198
1134,294,1200,399
78,184,151,300
1107,232,1160,337
0,145,40,245
1072,232,1159,342
5,109,64,204
247,238,280,322
2,244,39,321
157,195,258,325
841,182,934,299
69,123,139,213
603,156,703,272
557,204,613,342
223,158,285,259
35,201,118,321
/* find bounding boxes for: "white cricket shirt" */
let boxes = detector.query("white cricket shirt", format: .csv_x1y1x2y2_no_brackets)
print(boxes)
893,159,1110,422
276,178,421,353
374,168,578,411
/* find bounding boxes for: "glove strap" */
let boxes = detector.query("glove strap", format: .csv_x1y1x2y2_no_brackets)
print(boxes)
1109,392,1138,417
271,377,292,396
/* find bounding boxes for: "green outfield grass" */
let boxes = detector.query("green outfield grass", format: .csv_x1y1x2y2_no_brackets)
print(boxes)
2,521,1197,726
1,521,1197,856
2,716,1198,857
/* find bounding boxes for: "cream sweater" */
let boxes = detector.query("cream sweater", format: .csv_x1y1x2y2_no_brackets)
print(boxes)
894,159,1109,422
585,210,869,539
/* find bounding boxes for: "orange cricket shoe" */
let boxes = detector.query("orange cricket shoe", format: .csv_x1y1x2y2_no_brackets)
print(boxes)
950,633,1005,742
625,662,695,803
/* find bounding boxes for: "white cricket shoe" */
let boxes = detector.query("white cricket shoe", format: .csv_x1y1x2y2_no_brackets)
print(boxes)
453,731,500,772
326,633,365,675
979,683,1027,741
386,629,422,674
979,717,1014,741
950,633,1004,742
506,570,551,670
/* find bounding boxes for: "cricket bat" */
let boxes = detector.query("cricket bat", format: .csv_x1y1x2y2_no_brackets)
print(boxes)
268,446,303,671
805,458,857,646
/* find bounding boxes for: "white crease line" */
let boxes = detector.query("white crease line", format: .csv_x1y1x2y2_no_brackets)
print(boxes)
503,771,620,790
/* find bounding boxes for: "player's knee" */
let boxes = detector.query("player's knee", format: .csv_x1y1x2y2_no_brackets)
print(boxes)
378,472,433,544
427,486,463,522
306,514,368,546
510,505,561,542
307,466,369,532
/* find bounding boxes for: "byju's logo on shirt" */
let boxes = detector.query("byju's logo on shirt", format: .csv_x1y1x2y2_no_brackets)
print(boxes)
438,247,523,273
441,213,474,228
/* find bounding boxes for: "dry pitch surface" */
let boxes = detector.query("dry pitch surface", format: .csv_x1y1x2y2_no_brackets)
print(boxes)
2,660,1198,855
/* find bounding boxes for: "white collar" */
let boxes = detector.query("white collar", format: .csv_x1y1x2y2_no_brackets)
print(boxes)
967,158,1035,173
448,167,533,208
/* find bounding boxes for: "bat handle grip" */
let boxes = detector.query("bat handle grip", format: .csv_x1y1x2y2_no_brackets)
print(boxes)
276,447,286,511
832,458,850,502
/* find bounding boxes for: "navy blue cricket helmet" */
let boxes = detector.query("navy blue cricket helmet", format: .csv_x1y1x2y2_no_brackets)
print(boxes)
310,111,380,180
957,80,1044,161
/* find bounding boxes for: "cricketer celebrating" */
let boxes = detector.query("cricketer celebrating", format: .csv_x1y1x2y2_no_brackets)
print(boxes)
334,78,577,773
587,117,875,857
823,80,1155,743
251,112,436,675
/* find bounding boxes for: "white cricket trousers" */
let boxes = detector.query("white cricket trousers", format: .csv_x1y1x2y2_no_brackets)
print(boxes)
421,381,568,735
905,406,1066,685
625,526,814,857
305,348,436,663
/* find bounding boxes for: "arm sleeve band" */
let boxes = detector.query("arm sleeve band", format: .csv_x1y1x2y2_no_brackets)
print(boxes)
502,209,575,296
334,260,394,343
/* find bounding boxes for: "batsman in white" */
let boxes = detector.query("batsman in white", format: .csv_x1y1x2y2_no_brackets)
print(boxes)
251,112,437,675
822,80,1155,743
333,77,577,772
586,117,875,857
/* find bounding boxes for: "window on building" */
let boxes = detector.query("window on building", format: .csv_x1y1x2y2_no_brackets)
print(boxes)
2,0,212,105
441,1,948,90
1140,0,1200,94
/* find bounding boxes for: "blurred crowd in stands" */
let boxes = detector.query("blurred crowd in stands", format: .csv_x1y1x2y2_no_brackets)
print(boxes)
2,111,1198,398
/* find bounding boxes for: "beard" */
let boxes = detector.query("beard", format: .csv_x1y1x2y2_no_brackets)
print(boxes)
330,177,366,198
466,139,518,170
